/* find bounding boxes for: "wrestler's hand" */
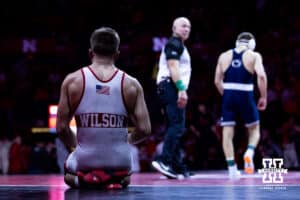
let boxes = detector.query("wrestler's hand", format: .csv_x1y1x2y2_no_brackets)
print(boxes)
177,90,188,108
257,97,267,111
128,132,147,145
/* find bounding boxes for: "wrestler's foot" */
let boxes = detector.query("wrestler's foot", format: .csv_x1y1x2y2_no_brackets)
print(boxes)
244,155,254,174
228,165,241,180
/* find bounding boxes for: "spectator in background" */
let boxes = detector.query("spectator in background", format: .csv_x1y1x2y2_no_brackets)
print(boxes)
45,141,60,173
9,135,30,174
281,116,300,169
27,140,49,174
257,129,283,168
0,136,11,174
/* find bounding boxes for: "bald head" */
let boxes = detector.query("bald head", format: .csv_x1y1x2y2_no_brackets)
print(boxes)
172,17,191,41
173,17,190,28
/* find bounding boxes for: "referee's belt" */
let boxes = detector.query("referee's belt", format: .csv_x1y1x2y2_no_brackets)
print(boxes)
160,76,171,83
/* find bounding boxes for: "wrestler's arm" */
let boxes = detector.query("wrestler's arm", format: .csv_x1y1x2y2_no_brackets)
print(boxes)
254,52,267,110
214,54,225,95
56,73,78,153
123,75,151,144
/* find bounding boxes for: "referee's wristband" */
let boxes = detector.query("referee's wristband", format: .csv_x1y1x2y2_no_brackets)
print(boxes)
175,80,186,91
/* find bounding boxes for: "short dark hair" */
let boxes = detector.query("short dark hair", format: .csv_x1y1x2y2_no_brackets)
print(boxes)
237,32,255,41
90,27,120,56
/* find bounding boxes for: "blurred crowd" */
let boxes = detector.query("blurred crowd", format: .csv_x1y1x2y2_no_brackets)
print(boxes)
0,0,299,174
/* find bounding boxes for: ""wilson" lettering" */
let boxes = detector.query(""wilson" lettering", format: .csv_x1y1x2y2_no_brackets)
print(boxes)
75,113,128,128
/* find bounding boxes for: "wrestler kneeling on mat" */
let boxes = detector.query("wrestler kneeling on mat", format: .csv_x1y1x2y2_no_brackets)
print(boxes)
56,27,151,189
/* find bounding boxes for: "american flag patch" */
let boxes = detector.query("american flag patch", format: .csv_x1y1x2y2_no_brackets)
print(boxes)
96,84,110,95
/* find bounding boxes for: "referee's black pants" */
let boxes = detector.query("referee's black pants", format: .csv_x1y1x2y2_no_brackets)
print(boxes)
157,78,186,172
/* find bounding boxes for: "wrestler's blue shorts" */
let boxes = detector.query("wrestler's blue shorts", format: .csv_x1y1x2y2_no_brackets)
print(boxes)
220,90,259,127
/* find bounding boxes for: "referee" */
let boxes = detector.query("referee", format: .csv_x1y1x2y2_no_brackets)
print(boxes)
152,17,192,179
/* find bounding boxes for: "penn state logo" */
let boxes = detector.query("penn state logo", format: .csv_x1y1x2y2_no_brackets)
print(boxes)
231,59,242,68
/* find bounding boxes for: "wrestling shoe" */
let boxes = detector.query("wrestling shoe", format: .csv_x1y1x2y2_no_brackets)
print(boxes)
228,165,241,180
244,155,254,174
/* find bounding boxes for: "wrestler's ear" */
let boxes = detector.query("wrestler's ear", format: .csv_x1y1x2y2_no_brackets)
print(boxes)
88,48,94,60
113,50,120,60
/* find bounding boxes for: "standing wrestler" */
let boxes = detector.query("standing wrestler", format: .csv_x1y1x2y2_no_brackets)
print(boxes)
56,27,151,188
214,32,267,179
152,17,192,179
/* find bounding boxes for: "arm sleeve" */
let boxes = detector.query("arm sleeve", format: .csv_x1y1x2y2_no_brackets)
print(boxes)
164,38,184,60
